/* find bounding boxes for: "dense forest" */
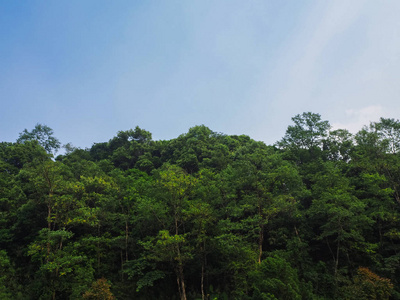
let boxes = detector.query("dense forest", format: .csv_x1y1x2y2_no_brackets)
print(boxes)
1,112,400,299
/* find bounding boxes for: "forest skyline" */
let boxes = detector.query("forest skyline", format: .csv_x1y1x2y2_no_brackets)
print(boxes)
1,112,399,299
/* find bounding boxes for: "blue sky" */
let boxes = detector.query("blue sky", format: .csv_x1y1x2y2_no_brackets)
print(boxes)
1,1,400,149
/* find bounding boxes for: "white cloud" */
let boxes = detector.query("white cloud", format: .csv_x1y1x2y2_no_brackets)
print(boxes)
332,104,400,134
332,105,384,133
273,0,368,106
264,0,400,139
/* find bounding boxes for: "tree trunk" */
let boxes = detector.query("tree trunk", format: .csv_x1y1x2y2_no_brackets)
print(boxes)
201,262,205,300
335,239,340,278
294,225,301,243
175,232,187,300
125,220,129,262
47,203,52,259
47,200,52,230
258,199,264,264
258,225,264,264
178,263,187,300
201,243,205,300
177,276,182,300
97,224,101,272
120,250,124,281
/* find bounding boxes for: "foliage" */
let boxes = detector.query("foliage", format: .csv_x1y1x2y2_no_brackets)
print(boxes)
82,278,115,300
249,255,302,300
341,267,393,299
17,123,61,154
2,117,400,299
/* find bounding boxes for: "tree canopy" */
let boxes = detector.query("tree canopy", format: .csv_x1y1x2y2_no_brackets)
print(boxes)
1,114,400,299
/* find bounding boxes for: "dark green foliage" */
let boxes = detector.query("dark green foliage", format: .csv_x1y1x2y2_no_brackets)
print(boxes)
1,117,399,299
249,255,303,300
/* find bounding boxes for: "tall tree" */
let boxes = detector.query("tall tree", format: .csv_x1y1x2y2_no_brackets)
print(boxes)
278,112,330,150
17,124,61,155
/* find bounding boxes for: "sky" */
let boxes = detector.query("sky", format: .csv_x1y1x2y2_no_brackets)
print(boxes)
1,1,400,149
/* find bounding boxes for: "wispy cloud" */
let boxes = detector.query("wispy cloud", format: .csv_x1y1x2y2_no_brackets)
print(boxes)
270,0,400,133
332,105,384,133
2,1,400,146
273,1,368,106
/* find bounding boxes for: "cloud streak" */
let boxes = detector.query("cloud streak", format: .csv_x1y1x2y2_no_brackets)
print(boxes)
1,1,400,147
268,0,400,137
332,105,384,133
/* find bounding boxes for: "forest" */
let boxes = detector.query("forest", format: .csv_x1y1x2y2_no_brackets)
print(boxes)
1,112,399,299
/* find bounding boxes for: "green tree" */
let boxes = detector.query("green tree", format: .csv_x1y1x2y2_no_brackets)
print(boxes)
278,112,330,150
373,117,400,154
82,278,115,300
308,162,374,292
137,165,196,300
323,129,354,163
0,250,15,299
109,127,153,170
342,267,393,300
17,124,61,155
28,229,95,299
249,255,302,300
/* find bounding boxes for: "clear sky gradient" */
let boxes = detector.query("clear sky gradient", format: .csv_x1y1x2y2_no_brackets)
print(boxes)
1,1,400,149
